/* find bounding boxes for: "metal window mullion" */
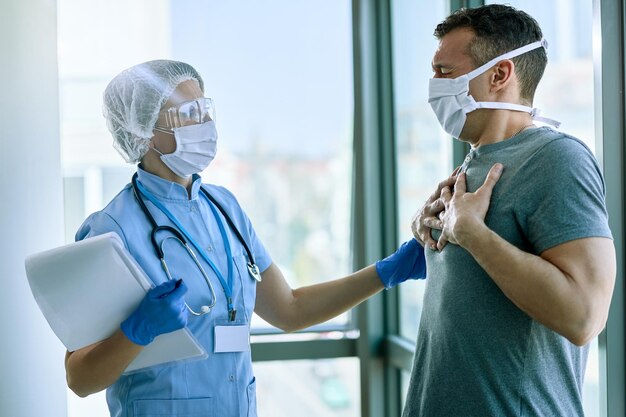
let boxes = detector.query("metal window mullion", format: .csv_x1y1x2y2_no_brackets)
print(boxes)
384,335,416,372
450,0,484,168
595,1,626,416
352,0,398,415
450,0,485,11
251,338,357,362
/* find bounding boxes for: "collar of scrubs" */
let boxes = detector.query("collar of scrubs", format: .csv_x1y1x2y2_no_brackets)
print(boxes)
136,165,203,201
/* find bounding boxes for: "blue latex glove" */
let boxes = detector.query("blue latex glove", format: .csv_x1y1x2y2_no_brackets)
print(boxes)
121,279,189,346
375,238,427,289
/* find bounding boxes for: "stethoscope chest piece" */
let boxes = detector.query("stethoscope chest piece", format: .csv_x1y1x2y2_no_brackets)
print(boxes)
247,262,262,282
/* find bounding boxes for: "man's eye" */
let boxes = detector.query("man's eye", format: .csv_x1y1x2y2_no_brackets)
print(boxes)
440,68,453,75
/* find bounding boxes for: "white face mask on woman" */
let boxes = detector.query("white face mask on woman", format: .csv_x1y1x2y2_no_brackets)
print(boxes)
153,121,218,178
428,39,560,139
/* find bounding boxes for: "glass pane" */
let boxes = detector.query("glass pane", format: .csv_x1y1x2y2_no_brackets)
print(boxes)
67,358,361,417
401,370,411,411
483,1,599,415
59,0,354,416
173,1,355,331
486,0,596,152
391,0,451,343
255,358,360,417
59,0,353,328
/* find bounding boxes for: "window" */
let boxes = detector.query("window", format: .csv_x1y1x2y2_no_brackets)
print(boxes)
390,0,451,344
255,358,360,416
59,0,354,415
484,2,599,415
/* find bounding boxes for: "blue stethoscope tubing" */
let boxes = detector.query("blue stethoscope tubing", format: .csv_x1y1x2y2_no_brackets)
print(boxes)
131,173,261,321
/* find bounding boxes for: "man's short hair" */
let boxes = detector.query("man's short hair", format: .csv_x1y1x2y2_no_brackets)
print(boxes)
434,4,546,104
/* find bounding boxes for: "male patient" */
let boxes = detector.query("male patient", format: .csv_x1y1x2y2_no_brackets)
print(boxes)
406,4,615,416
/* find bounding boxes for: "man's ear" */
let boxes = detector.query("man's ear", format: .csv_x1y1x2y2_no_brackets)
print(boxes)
490,59,515,92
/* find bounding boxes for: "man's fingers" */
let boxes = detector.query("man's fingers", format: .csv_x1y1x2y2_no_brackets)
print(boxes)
477,163,504,195
434,175,457,196
439,175,456,190
423,173,458,205
436,234,449,251
421,228,438,250
411,217,421,243
454,172,467,194
440,186,452,203
423,216,443,230
423,198,444,217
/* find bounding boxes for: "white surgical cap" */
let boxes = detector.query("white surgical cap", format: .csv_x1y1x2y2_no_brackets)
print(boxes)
103,59,205,163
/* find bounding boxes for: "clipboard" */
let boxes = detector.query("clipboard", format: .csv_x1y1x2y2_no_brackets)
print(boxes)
24,232,207,373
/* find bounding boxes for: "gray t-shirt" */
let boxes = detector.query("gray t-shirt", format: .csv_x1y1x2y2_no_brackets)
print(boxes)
403,127,612,417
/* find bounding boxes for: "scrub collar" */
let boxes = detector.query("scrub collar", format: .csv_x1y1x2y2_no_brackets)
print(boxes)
136,165,203,201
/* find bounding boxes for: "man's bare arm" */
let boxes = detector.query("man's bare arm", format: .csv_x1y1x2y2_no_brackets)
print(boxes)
440,166,616,345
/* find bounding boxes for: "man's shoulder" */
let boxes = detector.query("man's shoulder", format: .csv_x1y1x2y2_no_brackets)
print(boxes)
512,128,599,174
527,127,594,157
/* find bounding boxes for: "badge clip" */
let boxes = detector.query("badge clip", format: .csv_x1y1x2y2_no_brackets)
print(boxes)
247,262,262,282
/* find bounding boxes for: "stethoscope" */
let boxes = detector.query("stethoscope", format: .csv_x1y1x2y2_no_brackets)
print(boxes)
131,173,261,319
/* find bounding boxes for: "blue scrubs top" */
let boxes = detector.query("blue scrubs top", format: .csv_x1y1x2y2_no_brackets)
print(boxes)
76,167,273,417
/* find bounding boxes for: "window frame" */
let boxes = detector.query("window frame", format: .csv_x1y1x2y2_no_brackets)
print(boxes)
250,1,626,417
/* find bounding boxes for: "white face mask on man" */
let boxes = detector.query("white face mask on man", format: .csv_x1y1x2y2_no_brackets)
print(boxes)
153,121,218,178
428,39,560,139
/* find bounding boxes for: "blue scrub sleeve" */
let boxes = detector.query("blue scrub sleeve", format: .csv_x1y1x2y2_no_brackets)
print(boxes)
76,211,129,246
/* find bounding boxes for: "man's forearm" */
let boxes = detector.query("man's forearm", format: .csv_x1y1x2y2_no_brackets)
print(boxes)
458,222,609,346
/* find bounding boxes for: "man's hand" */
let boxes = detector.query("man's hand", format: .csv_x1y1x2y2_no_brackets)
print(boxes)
411,171,458,251
438,163,503,249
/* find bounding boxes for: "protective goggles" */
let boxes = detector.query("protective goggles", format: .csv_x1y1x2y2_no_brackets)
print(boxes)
156,97,216,130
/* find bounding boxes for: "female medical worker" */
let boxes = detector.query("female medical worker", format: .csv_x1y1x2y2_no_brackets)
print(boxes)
64,60,426,417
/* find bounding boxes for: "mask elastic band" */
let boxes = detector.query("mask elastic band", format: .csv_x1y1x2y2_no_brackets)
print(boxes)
150,144,165,157
473,101,561,128
467,39,547,80
530,108,561,128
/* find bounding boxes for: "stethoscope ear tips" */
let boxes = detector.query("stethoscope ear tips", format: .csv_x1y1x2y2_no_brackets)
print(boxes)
200,305,211,314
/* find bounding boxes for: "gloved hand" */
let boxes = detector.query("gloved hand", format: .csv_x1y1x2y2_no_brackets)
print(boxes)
375,238,426,289
121,279,189,346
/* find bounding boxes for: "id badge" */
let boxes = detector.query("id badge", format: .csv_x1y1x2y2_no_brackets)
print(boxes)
214,322,250,353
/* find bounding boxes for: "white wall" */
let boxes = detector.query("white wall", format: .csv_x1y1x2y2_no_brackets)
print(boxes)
0,1,67,416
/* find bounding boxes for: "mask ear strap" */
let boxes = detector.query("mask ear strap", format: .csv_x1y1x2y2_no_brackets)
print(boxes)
530,108,561,128
473,102,562,128
466,39,547,80
149,141,166,157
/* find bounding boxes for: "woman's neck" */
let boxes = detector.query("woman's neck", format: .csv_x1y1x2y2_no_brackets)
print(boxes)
140,152,193,196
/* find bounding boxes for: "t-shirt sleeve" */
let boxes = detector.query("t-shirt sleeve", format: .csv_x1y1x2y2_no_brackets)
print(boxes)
209,186,273,273
516,137,612,254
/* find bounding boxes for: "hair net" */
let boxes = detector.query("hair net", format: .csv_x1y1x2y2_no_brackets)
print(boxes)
103,60,205,163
